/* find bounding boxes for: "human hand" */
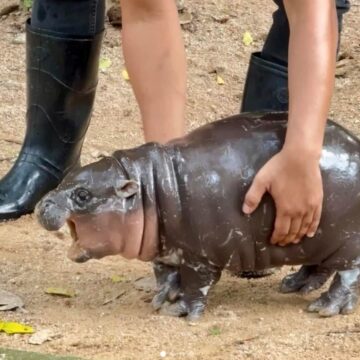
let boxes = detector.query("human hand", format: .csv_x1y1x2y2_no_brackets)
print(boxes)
242,148,323,246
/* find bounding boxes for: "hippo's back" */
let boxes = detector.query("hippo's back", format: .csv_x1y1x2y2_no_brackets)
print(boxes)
166,112,360,269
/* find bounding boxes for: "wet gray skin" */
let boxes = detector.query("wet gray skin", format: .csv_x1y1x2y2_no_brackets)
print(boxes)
36,112,360,321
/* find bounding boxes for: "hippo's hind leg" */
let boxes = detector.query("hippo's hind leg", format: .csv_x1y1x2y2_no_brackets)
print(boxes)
307,268,360,317
159,256,221,321
280,265,334,294
151,261,181,310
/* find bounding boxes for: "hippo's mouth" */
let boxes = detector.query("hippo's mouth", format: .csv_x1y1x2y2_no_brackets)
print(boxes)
65,211,153,263
67,220,77,242
66,219,91,263
65,212,132,263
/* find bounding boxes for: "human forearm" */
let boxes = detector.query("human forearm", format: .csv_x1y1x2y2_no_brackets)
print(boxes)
283,0,338,158
243,1,338,245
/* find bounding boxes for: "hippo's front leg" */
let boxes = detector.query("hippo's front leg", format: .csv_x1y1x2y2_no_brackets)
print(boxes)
159,257,221,321
152,261,181,310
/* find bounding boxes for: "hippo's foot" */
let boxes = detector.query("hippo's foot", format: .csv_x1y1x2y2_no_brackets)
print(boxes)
159,296,206,321
151,262,181,310
280,265,333,294
156,257,221,321
308,269,360,317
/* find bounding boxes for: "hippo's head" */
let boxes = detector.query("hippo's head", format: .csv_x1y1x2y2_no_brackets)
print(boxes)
35,156,148,263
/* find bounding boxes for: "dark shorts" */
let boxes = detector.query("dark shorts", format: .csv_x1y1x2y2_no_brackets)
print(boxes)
31,0,351,64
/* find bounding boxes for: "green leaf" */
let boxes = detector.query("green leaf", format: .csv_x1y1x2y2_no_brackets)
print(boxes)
242,31,253,46
22,0,33,10
99,57,112,72
208,325,221,336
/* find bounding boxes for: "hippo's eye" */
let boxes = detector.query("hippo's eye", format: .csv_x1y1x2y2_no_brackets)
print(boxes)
73,188,92,206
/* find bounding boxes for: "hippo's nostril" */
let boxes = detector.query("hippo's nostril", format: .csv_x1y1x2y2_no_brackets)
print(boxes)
43,199,55,208
35,199,69,231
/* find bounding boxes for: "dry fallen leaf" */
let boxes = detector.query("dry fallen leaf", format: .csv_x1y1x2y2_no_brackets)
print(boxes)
0,290,24,311
122,69,130,81
111,275,126,283
0,321,34,335
209,66,226,85
133,277,156,292
242,31,253,46
216,75,225,85
45,287,76,298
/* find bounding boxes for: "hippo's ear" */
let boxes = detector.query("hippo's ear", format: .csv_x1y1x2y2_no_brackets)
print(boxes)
115,180,139,198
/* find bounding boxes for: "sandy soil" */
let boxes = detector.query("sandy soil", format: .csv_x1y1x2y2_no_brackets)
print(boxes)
0,1,360,359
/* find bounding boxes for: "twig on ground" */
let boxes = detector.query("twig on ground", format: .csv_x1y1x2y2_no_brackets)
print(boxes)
235,335,260,345
103,291,126,306
1,137,22,145
326,329,360,335
0,157,14,162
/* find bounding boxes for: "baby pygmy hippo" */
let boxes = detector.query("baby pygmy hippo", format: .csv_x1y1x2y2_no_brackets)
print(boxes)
36,112,360,320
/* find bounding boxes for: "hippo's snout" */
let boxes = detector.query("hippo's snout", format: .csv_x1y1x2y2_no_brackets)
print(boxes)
36,197,69,231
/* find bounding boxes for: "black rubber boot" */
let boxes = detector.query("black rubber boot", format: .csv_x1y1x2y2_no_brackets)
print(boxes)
240,52,288,113
0,21,103,221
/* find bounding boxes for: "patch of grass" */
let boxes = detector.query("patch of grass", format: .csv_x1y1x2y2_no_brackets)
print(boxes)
0,348,83,360
208,325,221,336
22,0,33,10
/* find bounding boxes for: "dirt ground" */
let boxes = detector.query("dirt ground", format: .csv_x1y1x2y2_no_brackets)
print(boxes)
0,1,360,359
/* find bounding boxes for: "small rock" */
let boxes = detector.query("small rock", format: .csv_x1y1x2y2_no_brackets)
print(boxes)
90,149,110,159
176,0,185,12
133,276,156,292
211,14,230,24
91,149,101,158
0,290,24,311
179,10,193,25
160,350,167,358
12,33,26,45
29,329,59,345
187,322,198,327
